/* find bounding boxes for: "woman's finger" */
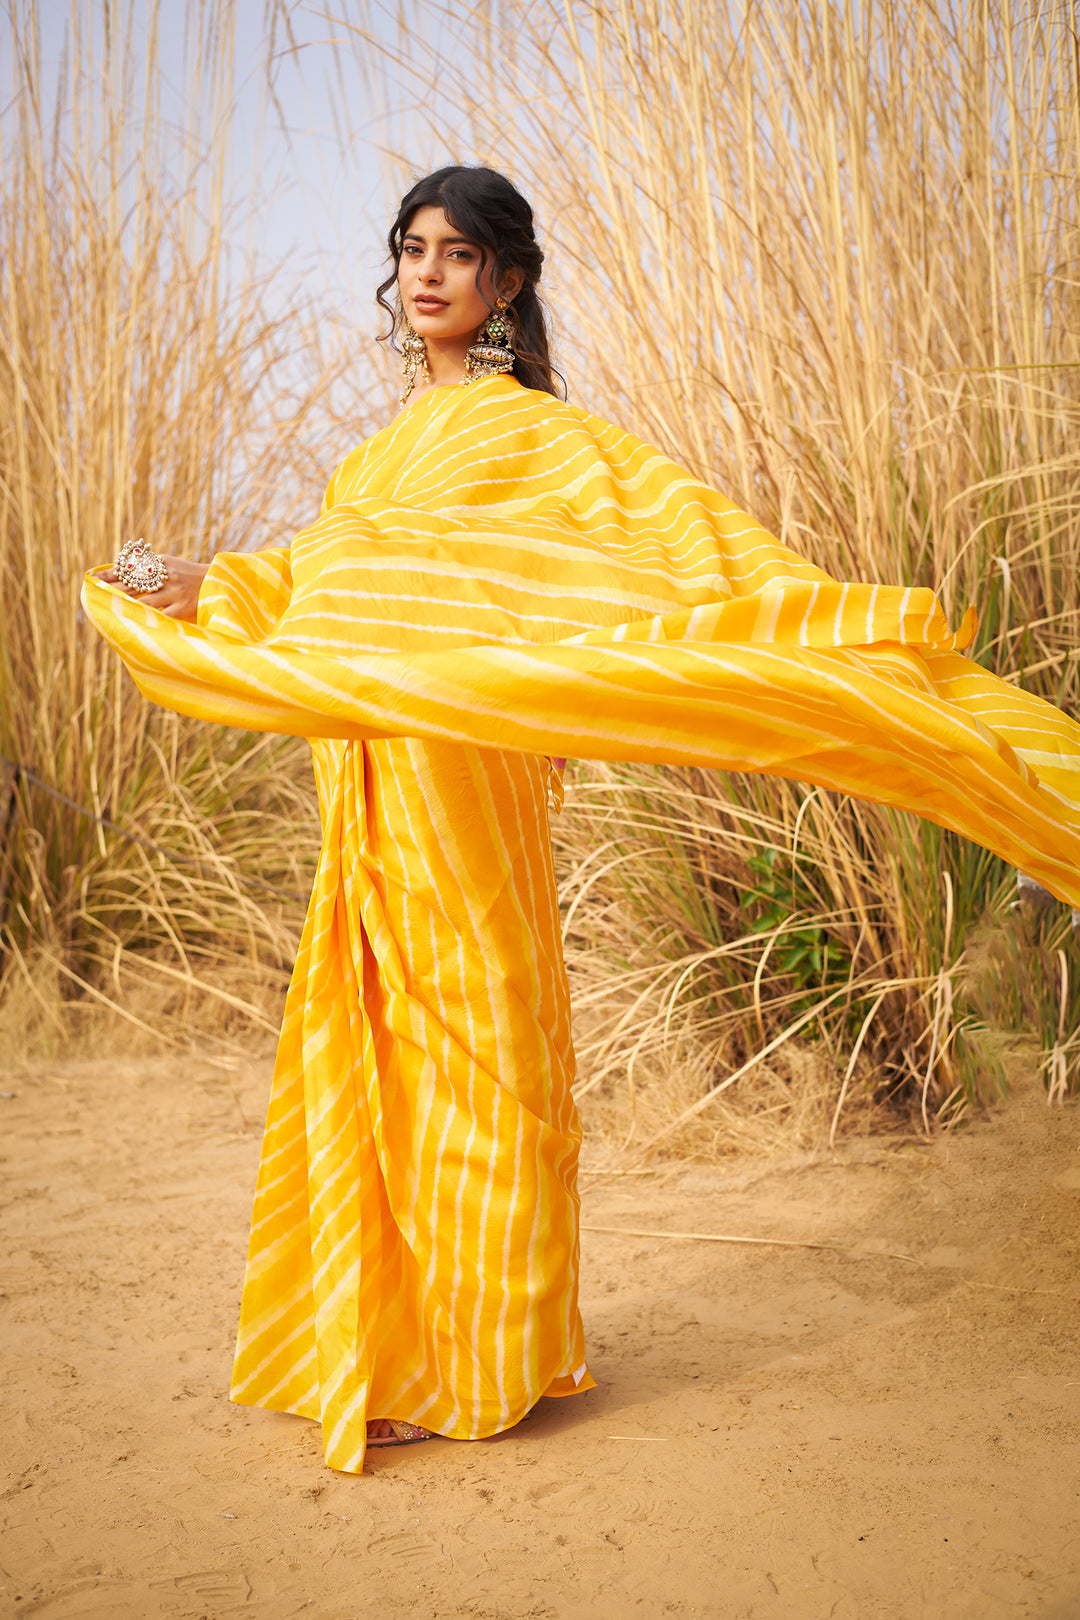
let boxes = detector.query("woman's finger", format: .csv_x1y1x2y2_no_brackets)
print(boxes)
96,551,204,620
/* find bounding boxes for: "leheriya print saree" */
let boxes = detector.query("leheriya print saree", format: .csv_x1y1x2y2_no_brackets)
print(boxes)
84,373,1080,1469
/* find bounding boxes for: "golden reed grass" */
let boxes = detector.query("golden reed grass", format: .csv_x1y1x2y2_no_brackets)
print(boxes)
0,1,371,1049
2,0,1077,1153
341,0,1080,1150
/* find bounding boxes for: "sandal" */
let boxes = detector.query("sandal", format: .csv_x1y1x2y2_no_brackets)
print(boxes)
365,1419,434,1448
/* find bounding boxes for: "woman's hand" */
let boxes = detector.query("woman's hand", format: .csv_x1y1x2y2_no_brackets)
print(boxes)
101,554,210,622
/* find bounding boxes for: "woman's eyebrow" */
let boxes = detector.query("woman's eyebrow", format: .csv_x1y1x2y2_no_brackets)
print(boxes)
402,231,477,247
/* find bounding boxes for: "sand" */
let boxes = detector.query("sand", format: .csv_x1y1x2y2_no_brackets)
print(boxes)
2,1046,1079,1619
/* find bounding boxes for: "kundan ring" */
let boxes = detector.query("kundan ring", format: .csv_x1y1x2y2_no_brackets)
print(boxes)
114,537,168,594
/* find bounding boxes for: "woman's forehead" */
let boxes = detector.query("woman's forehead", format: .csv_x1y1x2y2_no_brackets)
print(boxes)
404,204,477,246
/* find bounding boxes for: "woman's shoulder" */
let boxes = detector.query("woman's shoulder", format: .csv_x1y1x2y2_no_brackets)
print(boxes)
320,375,661,511
491,378,658,452
456,375,636,450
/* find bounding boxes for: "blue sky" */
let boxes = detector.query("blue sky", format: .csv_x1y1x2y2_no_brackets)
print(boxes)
229,2,392,307
5,1,408,328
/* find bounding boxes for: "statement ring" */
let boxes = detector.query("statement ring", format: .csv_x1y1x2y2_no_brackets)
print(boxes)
114,537,168,594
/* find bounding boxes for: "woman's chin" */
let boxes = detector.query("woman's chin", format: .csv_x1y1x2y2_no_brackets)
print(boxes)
412,318,469,341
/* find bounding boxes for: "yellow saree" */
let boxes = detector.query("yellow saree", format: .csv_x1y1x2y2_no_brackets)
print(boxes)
83,374,1080,1472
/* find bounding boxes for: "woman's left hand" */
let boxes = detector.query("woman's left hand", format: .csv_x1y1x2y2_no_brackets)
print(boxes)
102,554,210,622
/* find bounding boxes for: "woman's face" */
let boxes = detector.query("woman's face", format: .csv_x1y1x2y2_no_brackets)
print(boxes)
397,205,521,343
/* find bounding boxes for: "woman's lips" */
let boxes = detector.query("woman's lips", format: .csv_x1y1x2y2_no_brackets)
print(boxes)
413,296,448,311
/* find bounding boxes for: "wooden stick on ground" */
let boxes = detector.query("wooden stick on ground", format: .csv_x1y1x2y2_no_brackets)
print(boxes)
581,1224,924,1265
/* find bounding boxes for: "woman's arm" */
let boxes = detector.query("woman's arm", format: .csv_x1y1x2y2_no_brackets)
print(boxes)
101,554,209,621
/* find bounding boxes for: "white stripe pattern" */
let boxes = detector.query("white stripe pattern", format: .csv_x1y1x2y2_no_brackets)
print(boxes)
81,374,1080,1474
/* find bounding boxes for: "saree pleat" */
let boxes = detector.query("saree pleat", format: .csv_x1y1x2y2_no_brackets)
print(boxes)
230,736,589,1472
83,373,1080,1470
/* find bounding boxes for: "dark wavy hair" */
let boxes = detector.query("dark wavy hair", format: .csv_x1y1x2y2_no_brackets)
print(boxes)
376,166,563,399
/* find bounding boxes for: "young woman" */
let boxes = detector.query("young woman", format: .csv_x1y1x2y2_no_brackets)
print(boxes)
90,165,1080,1472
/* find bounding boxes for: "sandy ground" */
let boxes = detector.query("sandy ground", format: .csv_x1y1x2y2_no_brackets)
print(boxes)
2,1046,1080,1620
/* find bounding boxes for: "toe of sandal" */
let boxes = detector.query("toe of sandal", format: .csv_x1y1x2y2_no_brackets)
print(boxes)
366,1420,434,1448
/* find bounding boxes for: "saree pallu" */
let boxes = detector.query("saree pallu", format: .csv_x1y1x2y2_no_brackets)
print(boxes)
83,373,1080,1471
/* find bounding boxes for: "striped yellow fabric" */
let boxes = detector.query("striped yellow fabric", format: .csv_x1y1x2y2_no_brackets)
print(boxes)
230,735,590,1472
83,374,1080,901
82,374,1080,1471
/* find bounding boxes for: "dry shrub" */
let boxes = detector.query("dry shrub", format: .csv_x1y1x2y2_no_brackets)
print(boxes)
0,1,372,1048
5,0,1077,1159
333,0,1080,1151
553,761,1004,1162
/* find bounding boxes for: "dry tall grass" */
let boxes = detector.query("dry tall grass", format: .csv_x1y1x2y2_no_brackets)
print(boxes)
4,0,1077,1158
338,0,1080,1149
0,0,369,1051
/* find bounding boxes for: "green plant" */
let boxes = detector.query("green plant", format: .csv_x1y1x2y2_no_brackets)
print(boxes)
742,846,852,1003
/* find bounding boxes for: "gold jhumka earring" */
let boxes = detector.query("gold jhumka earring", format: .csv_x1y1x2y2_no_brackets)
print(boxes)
462,298,516,384
398,307,431,407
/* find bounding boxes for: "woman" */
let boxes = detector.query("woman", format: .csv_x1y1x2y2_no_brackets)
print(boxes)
89,166,1080,1473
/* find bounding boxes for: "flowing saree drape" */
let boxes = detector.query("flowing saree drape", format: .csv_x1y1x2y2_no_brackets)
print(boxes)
84,374,1080,1471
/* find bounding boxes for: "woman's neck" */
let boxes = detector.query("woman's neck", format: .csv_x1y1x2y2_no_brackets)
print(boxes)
424,334,472,386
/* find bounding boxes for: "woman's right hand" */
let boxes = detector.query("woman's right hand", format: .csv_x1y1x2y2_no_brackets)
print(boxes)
101,554,211,622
